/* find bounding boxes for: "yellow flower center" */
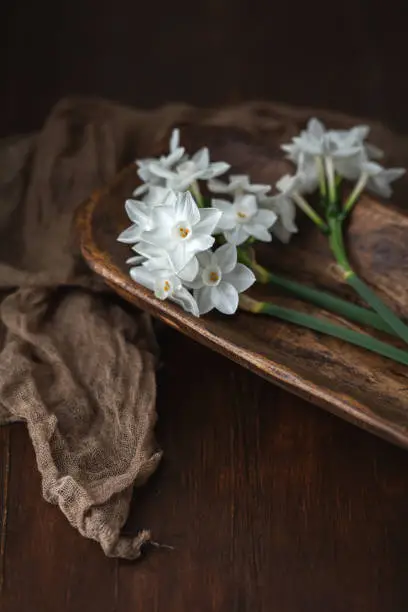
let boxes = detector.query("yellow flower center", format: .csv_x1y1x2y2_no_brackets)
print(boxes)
163,281,171,292
178,226,190,239
237,211,247,219
209,271,219,283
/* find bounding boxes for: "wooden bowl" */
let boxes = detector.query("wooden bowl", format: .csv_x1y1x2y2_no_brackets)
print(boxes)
76,126,408,449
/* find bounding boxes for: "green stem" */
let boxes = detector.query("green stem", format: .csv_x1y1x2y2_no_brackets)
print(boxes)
189,180,203,207
292,192,329,233
346,274,408,345
328,217,408,345
239,296,408,367
238,248,395,336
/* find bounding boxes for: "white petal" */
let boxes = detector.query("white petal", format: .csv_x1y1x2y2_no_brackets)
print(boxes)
235,194,258,216
126,255,145,265
212,282,239,315
172,287,200,317
194,286,214,315
211,198,234,213
272,221,296,243
178,256,199,282
170,128,180,153
125,199,150,224
244,223,272,242
129,266,155,291
202,161,230,179
196,249,212,269
207,179,229,194
216,211,237,231
189,234,215,253
254,209,277,229
169,243,190,273
308,118,325,139
195,207,222,235
224,226,247,245
165,148,185,167
223,264,255,293
133,183,149,196
214,243,237,273
192,147,210,169
176,191,200,225
384,168,405,182
117,224,141,243
148,162,175,179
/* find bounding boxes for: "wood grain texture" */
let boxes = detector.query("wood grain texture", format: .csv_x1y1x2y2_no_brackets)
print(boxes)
77,127,408,449
2,333,408,611
0,428,10,593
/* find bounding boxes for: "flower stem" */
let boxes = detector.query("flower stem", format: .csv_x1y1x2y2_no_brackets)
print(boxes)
237,248,395,336
293,192,328,232
315,156,327,200
328,216,408,345
324,156,337,206
189,180,204,207
342,172,368,216
239,296,408,367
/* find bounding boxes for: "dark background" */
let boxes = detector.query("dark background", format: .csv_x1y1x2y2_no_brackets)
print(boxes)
1,0,408,135
3,3,408,611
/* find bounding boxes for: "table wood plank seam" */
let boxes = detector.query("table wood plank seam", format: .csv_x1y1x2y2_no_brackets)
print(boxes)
0,428,11,593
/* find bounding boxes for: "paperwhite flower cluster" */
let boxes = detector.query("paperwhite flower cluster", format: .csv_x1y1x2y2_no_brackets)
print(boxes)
281,117,405,201
118,129,259,317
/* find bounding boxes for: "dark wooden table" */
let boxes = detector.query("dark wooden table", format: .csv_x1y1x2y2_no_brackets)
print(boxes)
2,0,408,609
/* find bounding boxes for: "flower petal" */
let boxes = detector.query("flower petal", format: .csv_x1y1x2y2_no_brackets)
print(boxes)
195,207,222,235
202,162,230,179
214,243,237,273
126,255,145,265
308,118,325,139
133,183,149,197
223,264,255,292
244,223,272,242
117,224,141,243
254,209,277,229
169,128,180,153
129,266,155,291
207,178,229,194
211,198,234,213
125,199,150,224
192,147,210,169
176,191,200,225
212,282,239,315
165,148,185,167
178,256,199,282
172,287,200,317
194,286,214,315
224,226,247,245
196,249,212,269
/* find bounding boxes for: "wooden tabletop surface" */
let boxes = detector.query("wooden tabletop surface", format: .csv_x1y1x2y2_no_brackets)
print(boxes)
2,0,408,610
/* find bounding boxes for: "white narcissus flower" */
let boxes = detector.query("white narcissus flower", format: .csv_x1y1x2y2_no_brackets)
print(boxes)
148,147,230,191
282,118,361,161
130,266,199,317
213,194,277,245
141,191,222,281
118,190,177,244
187,244,255,315
208,174,271,197
259,193,298,244
345,162,406,210
134,128,186,196
132,184,174,204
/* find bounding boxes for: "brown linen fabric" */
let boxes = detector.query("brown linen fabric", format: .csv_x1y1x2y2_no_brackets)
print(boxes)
0,98,407,559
